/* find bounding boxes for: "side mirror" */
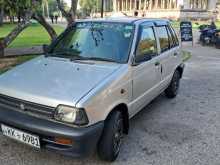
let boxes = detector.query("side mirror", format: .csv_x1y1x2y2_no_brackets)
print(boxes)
132,54,152,66
43,44,50,54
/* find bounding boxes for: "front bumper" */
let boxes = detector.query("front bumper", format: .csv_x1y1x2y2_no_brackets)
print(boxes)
0,105,104,157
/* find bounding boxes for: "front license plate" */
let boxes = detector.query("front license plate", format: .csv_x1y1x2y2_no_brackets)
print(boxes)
1,124,40,148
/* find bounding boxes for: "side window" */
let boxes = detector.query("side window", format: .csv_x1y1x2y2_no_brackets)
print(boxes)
166,26,175,48
169,26,179,46
135,26,157,63
156,26,169,53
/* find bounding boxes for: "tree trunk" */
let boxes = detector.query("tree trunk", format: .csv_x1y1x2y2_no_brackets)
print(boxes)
42,3,45,17
56,0,78,26
0,9,33,56
0,38,4,57
33,14,57,41
0,22,31,57
0,5,4,26
70,0,78,20
46,1,49,18
1,22,31,48
0,1,41,56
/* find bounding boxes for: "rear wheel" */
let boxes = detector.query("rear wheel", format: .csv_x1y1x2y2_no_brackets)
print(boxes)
97,111,124,162
215,40,220,49
201,39,206,46
165,70,180,98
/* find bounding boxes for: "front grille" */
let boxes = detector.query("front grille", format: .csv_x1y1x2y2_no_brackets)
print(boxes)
0,94,55,119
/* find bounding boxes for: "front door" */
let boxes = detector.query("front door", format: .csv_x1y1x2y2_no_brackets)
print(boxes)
130,25,161,117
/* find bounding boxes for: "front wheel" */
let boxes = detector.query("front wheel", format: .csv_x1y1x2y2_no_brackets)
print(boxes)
165,70,181,98
97,111,124,162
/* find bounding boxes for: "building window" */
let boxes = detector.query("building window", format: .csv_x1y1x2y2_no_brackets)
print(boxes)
189,0,208,10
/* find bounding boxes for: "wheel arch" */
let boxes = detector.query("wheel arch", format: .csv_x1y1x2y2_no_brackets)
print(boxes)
176,63,185,79
105,103,129,134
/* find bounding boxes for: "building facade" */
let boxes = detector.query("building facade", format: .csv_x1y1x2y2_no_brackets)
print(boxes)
108,0,219,20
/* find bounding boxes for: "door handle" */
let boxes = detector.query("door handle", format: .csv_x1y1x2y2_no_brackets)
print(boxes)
155,61,160,66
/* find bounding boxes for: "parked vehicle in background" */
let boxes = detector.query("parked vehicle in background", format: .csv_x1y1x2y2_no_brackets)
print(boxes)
199,23,220,49
0,18,184,162
215,30,220,49
198,24,210,31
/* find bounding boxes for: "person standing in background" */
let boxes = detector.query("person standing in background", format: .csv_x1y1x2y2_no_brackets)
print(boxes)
134,11,138,17
50,14,54,24
55,15,58,24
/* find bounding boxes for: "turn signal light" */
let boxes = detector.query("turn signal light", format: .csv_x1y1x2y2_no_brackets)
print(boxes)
54,137,73,145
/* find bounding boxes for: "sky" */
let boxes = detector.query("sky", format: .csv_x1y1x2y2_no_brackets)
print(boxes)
63,0,81,9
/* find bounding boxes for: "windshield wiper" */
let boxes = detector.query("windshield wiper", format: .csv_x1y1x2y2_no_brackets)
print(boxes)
72,56,118,63
45,51,83,60
46,52,118,63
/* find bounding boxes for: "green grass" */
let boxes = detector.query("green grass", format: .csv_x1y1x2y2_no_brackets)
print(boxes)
171,20,220,29
182,51,192,62
0,23,64,48
0,55,38,74
15,55,38,64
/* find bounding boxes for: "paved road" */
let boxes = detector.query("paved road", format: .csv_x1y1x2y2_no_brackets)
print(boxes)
0,38,220,165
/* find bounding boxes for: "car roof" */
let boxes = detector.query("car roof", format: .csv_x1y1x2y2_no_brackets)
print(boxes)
76,17,170,26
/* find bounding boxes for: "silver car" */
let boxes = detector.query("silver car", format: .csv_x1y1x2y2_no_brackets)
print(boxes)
0,18,184,161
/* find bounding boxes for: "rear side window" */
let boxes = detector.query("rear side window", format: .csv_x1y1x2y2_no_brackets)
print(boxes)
169,26,179,46
135,26,157,62
167,26,175,48
156,26,169,53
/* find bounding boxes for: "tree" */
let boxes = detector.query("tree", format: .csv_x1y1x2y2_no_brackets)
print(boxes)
0,0,57,56
56,0,78,26
33,12,57,40
0,4,3,26
34,1,57,40
42,0,49,18
79,0,99,16
0,0,36,53
47,0,60,16
0,0,79,56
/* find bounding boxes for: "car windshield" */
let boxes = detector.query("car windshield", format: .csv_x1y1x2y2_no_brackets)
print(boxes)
50,22,134,63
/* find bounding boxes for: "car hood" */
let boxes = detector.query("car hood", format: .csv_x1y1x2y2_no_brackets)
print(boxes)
0,56,121,107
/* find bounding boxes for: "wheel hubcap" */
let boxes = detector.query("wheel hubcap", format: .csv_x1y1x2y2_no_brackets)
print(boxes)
173,78,180,94
113,119,123,155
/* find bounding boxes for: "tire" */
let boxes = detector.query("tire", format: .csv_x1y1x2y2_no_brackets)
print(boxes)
215,41,220,49
201,39,206,46
165,70,181,98
216,44,220,49
97,111,124,162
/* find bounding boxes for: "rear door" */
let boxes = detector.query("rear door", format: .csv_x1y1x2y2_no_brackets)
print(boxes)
155,25,179,91
168,25,181,69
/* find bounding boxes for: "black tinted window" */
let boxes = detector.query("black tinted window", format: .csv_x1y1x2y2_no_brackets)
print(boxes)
136,27,157,62
167,26,175,48
156,26,169,52
169,26,179,46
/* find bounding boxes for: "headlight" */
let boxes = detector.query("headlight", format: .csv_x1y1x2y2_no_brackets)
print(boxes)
54,105,89,126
